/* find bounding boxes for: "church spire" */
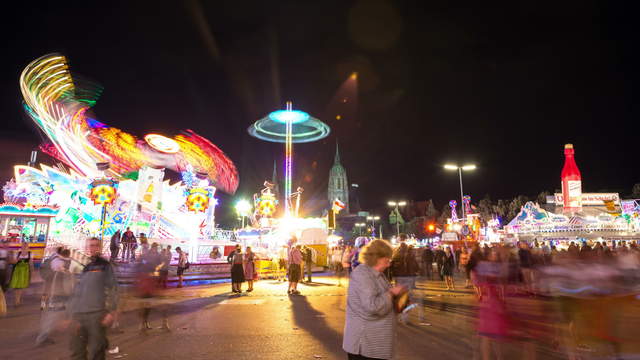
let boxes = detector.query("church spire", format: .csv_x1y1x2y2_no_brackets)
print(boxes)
334,141,341,165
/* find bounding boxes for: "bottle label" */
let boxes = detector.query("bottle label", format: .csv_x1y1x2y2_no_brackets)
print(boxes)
567,180,582,208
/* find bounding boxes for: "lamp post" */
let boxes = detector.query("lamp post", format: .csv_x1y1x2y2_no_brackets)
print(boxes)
444,164,476,221
387,201,406,237
367,215,380,238
235,199,252,228
355,222,366,236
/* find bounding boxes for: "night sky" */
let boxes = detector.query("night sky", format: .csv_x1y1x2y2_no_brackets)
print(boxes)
1,1,638,224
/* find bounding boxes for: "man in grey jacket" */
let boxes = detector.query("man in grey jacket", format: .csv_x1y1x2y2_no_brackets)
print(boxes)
69,237,119,360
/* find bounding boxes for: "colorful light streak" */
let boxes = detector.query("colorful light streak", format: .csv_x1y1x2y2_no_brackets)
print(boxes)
19,53,239,194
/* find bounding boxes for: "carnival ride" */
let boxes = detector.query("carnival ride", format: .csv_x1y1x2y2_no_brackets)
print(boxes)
242,103,332,265
1,54,239,259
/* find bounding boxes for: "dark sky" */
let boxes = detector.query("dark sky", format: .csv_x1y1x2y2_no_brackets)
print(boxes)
1,1,638,224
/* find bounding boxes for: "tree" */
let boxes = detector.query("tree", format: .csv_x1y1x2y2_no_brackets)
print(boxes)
536,191,550,205
425,199,438,221
492,199,508,220
632,183,640,199
507,195,528,220
478,195,494,223
438,203,450,225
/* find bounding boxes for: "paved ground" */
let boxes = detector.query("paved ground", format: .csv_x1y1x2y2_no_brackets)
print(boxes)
1,272,640,360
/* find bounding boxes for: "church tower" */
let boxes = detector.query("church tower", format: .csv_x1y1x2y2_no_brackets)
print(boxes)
328,142,349,213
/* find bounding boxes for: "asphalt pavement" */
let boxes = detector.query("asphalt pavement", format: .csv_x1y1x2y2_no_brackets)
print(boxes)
1,272,639,360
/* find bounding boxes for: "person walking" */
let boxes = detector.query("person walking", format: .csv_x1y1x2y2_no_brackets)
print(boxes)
36,248,72,346
288,244,303,295
229,245,245,293
303,245,314,283
109,230,121,262
244,246,258,292
9,242,32,307
422,246,434,279
158,246,172,289
343,239,405,360
341,245,353,275
277,245,288,282
391,234,423,323
40,247,63,310
442,246,456,290
121,227,136,262
0,241,10,292
435,246,446,281
176,247,188,288
518,241,535,293
136,242,168,332
68,237,118,360
459,247,471,287
139,233,149,259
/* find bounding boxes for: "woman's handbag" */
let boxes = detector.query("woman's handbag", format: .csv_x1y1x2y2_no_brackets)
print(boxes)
393,288,410,313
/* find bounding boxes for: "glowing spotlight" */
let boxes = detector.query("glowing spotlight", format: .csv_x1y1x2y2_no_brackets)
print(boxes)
144,134,180,154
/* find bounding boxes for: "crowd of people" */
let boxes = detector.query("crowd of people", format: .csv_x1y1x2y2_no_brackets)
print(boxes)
2,233,639,359
341,235,640,360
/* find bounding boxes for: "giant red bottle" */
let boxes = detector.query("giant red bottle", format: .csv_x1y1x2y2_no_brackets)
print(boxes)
561,144,582,213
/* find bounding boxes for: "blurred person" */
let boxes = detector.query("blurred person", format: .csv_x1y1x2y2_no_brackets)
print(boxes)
391,234,422,321
136,242,168,332
40,246,64,310
0,241,10,291
229,245,245,293
391,234,423,323
476,249,508,360
518,241,535,293
158,245,172,289
303,245,314,283
139,233,150,259
9,242,32,306
288,244,303,295
36,248,72,346
69,237,118,360
454,247,462,273
277,245,288,282
442,246,456,290
343,239,405,360
176,247,188,288
459,247,470,286
109,230,121,262
121,227,136,262
422,245,434,279
467,244,483,297
341,245,353,275
244,246,258,292
435,246,446,280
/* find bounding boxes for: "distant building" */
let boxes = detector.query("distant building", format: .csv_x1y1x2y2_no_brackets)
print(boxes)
328,143,349,214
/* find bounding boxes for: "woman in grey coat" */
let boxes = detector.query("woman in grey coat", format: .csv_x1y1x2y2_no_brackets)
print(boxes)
343,239,405,360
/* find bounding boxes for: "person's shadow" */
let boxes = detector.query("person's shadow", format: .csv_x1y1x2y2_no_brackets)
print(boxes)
289,295,344,358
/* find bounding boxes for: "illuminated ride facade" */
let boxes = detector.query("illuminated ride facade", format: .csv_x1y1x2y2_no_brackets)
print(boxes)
1,54,239,259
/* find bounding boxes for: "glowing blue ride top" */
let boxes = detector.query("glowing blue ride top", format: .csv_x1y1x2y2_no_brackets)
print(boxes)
248,106,330,143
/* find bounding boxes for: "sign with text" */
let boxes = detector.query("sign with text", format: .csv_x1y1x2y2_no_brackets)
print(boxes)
552,193,620,206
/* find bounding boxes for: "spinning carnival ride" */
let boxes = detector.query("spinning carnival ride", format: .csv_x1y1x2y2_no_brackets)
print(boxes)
1,54,239,247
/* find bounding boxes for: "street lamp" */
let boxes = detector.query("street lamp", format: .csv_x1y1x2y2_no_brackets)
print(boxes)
354,222,366,235
444,164,476,221
235,199,252,228
367,215,381,238
387,200,407,237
